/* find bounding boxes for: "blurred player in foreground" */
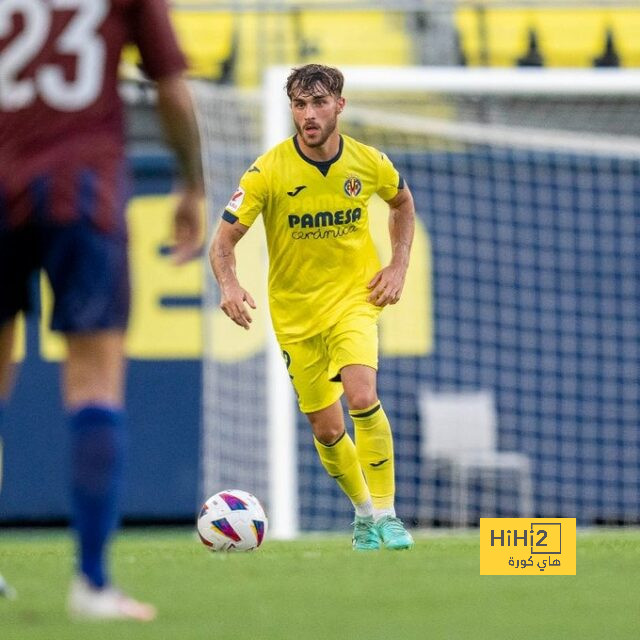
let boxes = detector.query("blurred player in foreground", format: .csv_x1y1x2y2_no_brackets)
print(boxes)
0,0,203,620
210,63,415,551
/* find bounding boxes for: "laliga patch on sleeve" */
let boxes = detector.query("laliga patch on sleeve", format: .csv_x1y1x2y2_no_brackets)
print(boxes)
226,187,245,212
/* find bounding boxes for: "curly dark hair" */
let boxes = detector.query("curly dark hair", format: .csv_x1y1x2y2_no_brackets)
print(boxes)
285,64,344,100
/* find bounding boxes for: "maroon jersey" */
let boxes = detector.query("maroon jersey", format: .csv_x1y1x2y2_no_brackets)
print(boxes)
0,0,186,230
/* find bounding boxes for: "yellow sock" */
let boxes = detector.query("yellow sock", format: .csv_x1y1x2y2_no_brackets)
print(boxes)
349,402,395,510
313,432,371,507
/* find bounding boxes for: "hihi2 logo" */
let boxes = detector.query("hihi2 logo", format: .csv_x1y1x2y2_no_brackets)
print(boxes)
480,518,576,575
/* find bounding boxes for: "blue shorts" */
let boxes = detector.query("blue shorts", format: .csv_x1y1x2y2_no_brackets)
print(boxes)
0,219,130,332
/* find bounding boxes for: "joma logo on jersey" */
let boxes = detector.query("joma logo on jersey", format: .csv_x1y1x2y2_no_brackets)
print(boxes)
288,208,362,228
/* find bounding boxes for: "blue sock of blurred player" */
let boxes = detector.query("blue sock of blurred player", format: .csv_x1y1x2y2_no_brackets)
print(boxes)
70,406,125,589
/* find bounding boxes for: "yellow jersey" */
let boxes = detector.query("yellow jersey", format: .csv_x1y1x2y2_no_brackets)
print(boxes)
223,134,403,342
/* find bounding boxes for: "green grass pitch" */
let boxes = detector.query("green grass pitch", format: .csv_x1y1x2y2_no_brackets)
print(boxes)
1,527,638,640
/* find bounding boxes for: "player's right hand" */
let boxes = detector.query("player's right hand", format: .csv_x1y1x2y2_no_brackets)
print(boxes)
172,188,204,265
220,285,256,330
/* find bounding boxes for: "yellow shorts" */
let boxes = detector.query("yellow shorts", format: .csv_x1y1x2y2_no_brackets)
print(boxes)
280,305,380,414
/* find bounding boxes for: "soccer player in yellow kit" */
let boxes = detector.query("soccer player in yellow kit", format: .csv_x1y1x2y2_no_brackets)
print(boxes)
210,64,415,550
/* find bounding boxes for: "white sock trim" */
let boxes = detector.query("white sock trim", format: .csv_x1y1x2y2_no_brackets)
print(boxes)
373,507,396,521
353,499,374,518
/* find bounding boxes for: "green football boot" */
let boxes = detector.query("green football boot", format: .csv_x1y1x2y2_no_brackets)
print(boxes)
376,515,414,550
352,515,381,551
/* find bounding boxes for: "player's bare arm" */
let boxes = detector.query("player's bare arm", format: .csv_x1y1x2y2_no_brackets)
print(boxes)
156,74,204,264
367,185,416,307
210,221,256,330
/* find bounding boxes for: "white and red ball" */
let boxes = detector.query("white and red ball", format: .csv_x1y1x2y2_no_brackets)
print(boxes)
197,489,268,552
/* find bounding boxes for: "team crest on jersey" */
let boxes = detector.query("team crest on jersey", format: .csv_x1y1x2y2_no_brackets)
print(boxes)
344,176,362,197
226,187,245,212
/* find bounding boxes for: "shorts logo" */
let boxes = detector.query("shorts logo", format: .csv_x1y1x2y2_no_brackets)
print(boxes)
344,176,362,197
226,187,245,212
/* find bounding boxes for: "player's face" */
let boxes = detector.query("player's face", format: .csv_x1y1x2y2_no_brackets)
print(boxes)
290,90,345,149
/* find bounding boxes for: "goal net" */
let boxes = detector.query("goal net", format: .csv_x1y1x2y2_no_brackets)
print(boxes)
196,67,640,535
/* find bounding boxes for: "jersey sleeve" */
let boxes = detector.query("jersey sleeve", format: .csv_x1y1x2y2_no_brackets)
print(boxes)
130,0,187,80
376,151,404,202
222,162,268,228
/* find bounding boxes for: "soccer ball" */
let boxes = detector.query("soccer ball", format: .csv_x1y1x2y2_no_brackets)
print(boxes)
197,489,268,552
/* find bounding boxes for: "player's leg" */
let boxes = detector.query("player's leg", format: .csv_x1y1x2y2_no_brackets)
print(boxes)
280,339,379,550
306,402,380,551
341,365,413,550
327,309,414,550
307,400,373,515
325,311,395,514
341,364,394,512
63,330,126,589
0,223,33,599
43,219,154,620
0,317,18,491
0,318,18,598
63,331,154,620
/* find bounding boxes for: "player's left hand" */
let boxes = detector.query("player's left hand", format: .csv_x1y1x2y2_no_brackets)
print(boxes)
367,265,406,307
172,189,204,264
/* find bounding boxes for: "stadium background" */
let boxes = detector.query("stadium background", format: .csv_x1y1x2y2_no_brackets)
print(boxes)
1,0,638,528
